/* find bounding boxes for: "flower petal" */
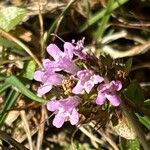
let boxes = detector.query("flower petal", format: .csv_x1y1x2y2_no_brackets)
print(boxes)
69,108,79,125
47,44,63,61
72,81,84,94
42,72,64,85
60,96,80,110
112,80,122,91
96,92,106,105
47,100,60,111
34,70,44,82
37,84,52,96
58,57,80,74
53,113,65,128
64,42,74,59
106,92,121,106
92,75,104,84
84,81,94,93
43,59,60,72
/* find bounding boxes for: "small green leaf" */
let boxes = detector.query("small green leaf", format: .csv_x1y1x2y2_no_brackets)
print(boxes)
127,139,140,150
119,137,140,150
136,114,150,129
143,99,150,106
123,81,145,106
125,58,132,75
22,60,36,80
0,6,27,31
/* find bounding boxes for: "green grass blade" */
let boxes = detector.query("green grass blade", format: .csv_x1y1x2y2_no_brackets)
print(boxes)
0,89,20,126
0,82,11,94
94,0,114,41
136,114,150,130
5,75,46,103
80,0,128,32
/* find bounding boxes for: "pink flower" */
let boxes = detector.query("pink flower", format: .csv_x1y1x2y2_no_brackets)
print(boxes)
47,43,80,74
72,69,104,94
96,80,122,106
34,59,66,96
47,96,80,128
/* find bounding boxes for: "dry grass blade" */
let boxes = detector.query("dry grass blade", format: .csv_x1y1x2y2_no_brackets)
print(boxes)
103,41,150,59
90,122,119,150
36,105,47,150
20,110,33,150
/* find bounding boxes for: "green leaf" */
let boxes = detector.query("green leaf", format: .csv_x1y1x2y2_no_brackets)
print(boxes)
143,99,150,106
125,58,132,75
136,114,150,129
127,139,140,150
0,89,20,126
22,60,36,80
5,75,46,103
0,6,27,31
119,137,140,150
123,81,145,106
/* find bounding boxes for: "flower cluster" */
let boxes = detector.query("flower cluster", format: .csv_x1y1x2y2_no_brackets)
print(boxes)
34,38,122,128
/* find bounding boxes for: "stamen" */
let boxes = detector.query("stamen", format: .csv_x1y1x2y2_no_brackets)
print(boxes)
50,33,66,43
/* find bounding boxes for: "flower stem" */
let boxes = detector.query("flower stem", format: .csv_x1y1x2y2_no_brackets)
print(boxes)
121,100,150,150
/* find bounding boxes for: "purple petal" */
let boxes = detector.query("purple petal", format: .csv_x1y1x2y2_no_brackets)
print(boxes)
72,81,84,94
37,84,52,96
112,80,122,91
59,96,80,110
58,57,80,74
53,113,65,128
34,70,44,82
43,59,60,72
69,108,79,125
47,44,63,61
65,96,80,107
64,42,74,59
42,72,64,85
96,92,106,105
92,75,104,84
106,92,121,106
84,81,94,93
98,83,111,92
47,100,60,111
77,69,92,79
